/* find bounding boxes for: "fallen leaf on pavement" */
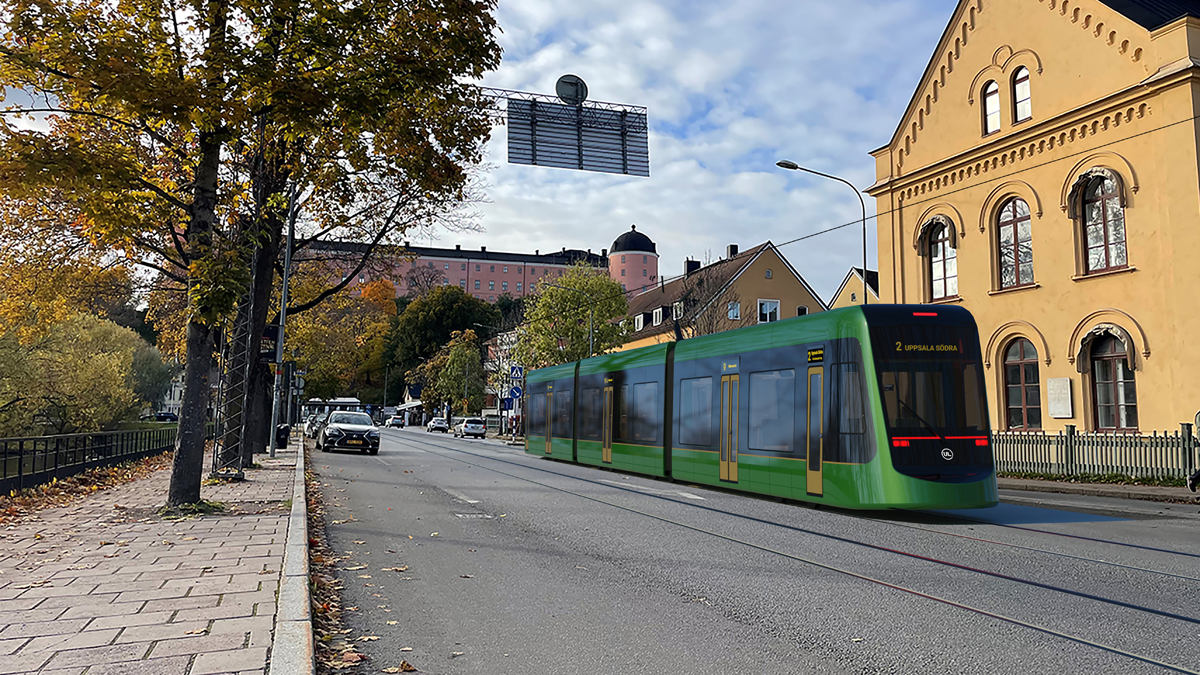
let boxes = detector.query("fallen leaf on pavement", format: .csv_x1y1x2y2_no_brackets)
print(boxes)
450,652,464,657
398,647,412,651
184,629,206,635
344,565,368,571
380,566,409,572
357,635,380,641
387,621,398,626
459,574,473,579
353,540,366,544
430,532,438,537
357,574,372,579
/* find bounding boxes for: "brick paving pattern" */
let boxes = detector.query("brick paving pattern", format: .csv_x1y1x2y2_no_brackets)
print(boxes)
0,449,296,674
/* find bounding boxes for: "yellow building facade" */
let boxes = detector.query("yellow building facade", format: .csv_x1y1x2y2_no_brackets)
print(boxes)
829,267,881,308
867,0,1200,433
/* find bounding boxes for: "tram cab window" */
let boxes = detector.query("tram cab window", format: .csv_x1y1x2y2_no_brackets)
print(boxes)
679,377,713,446
831,362,869,463
748,369,795,452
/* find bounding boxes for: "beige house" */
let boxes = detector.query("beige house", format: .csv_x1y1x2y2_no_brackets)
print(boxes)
616,243,826,352
829,267,880,308
866,0,1200,433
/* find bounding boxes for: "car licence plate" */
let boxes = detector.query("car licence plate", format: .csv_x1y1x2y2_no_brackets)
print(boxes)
347,439,364,445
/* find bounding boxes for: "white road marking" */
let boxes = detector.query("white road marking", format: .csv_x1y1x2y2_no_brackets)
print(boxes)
374,457,391,466
598,479,705,500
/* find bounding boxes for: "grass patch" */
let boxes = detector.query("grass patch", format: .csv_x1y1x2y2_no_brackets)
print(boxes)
158,499,226,520
998,471,1187,488
281,497,293,510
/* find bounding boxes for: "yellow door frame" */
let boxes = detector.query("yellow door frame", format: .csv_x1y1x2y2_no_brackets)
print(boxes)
806,366,824,496
602,386,613,463
720,374,739,482
545,392,553,454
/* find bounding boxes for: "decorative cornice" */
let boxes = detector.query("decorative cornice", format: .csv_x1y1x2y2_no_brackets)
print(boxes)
1066,308,1151,365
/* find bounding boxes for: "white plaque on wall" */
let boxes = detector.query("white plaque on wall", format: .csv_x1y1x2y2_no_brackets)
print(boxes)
1047,378,1073,418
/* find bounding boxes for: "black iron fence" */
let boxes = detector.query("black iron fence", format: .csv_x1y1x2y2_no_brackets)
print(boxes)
0,425,214,495
993,423,1198,480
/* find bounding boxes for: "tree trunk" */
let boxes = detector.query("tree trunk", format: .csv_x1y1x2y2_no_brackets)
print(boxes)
241,224,281,466
167,127,222,506
168,319,214,505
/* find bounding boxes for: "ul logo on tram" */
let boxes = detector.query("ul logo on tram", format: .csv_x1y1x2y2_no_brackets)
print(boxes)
941,448,954,461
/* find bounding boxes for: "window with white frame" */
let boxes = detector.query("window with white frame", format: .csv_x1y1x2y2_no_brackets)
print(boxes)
797,305,808,316
634,315,644,331
652,308,663,326
502,281,508,291
728,301,741,320
489,281,495,290
672,302,683,320
444,263,449,270
758,299,779,323
516,282,522,292
504,266,508,273
765,269,773,279
1012,67,1031,123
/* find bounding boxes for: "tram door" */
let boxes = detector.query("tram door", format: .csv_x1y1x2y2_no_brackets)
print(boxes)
545,392,553,454
720,374,739,482
602,386,613,463
806,367,824,496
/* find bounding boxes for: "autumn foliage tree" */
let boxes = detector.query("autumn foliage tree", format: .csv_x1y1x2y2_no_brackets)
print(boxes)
0,0,502,504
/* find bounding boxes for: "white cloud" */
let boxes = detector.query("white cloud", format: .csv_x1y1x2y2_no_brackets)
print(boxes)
452,0,955,302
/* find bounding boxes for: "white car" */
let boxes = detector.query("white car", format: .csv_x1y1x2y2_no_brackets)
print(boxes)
426,417,449,433
454,418,486,439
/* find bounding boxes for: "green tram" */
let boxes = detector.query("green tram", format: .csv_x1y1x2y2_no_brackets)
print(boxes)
524,304,998,510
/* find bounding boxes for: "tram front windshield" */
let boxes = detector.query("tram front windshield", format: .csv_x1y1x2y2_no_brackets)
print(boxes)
870,321,993,479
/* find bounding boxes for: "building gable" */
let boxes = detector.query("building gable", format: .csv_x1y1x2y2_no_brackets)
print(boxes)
880,0,1163,179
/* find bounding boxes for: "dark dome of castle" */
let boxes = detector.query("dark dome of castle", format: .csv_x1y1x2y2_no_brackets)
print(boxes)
610,225,656,254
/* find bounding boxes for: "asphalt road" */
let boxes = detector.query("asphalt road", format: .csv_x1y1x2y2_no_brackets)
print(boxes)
312,427,1200,675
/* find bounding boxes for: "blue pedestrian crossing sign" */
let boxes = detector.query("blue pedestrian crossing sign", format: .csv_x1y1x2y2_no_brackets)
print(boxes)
509,386,523,399
510,365,524,379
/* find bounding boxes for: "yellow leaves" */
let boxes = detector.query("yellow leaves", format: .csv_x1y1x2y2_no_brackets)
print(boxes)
380,661,418,673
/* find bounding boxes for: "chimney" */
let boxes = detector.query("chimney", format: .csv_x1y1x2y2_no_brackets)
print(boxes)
685,259,700,275
601,248,608,257
456,244,461,250
727,244,739,258
481,246,486,252
535,249,539,255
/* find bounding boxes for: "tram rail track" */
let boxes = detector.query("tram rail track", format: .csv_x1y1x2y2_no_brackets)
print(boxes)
384,432,1200,674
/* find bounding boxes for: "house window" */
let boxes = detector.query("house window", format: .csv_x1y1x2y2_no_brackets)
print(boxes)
1091,335,1137,430
516,283,522,292
652,308,663,326
490,265,495,273
517,267,522,273
643,255,648,263
442,278,448,285
621,255,626,263
983,80,1000,134
504,266,508,273
461,263,466,271
474,280,480,290
757,299,779,323
358,275,365,283
728,301,740,320
1004,338,1041,430
530,284,536,293
797,305,808,316
929,225,957,300
1012,67,1031,123
475,264,480,272
1083,176,1127,273
444,263,449,270
502,281,508,291
489,281,495,290
672,302,683,320
850,292,856,302
489,296,494,301
998,198,1034,288
460,280,466,288
622,269,626,277
642,269,647,277
634,315,644,331
765,269,773,279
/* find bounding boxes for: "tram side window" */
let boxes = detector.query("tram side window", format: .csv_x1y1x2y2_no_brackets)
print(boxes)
748,369,795,452
529,394,546,436
679,377,713,446
554,390,573,438
580,387,601,439
633,382,659,442
831,362,870,463
617,385,629,440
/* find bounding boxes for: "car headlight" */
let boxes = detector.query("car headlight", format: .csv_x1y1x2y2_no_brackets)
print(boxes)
326,427,344,436
367,429,379,438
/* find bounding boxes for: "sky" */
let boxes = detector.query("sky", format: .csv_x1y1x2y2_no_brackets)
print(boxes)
419,0,960,304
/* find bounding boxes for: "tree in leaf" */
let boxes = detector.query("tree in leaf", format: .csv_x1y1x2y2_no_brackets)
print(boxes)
411,329,485,417
513,263,629,368
0,0,502,504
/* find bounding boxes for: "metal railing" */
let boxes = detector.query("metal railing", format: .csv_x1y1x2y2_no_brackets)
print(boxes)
992,423,1197,480
0,424,215,495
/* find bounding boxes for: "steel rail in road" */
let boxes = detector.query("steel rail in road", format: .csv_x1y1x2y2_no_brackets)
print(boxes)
382,431,1200,675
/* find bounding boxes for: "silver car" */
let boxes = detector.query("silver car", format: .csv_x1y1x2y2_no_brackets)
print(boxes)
454,418,487,439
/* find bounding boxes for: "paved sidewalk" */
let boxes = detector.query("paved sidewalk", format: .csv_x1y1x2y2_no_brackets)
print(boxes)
998,476,1199,503
0,449,297,675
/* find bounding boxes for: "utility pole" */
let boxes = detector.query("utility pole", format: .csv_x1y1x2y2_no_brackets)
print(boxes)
267,180,299,458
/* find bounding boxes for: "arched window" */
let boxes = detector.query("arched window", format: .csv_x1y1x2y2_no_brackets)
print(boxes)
1012,67,1031,122
1083,176,1127,273
929,225,957,300
1091,335,1137,430
983,81,1000,134
1004,338,1041,430
998,198,1033,288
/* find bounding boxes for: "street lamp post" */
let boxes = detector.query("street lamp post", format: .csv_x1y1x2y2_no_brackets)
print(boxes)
543,283,594,357
775,159,869,305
